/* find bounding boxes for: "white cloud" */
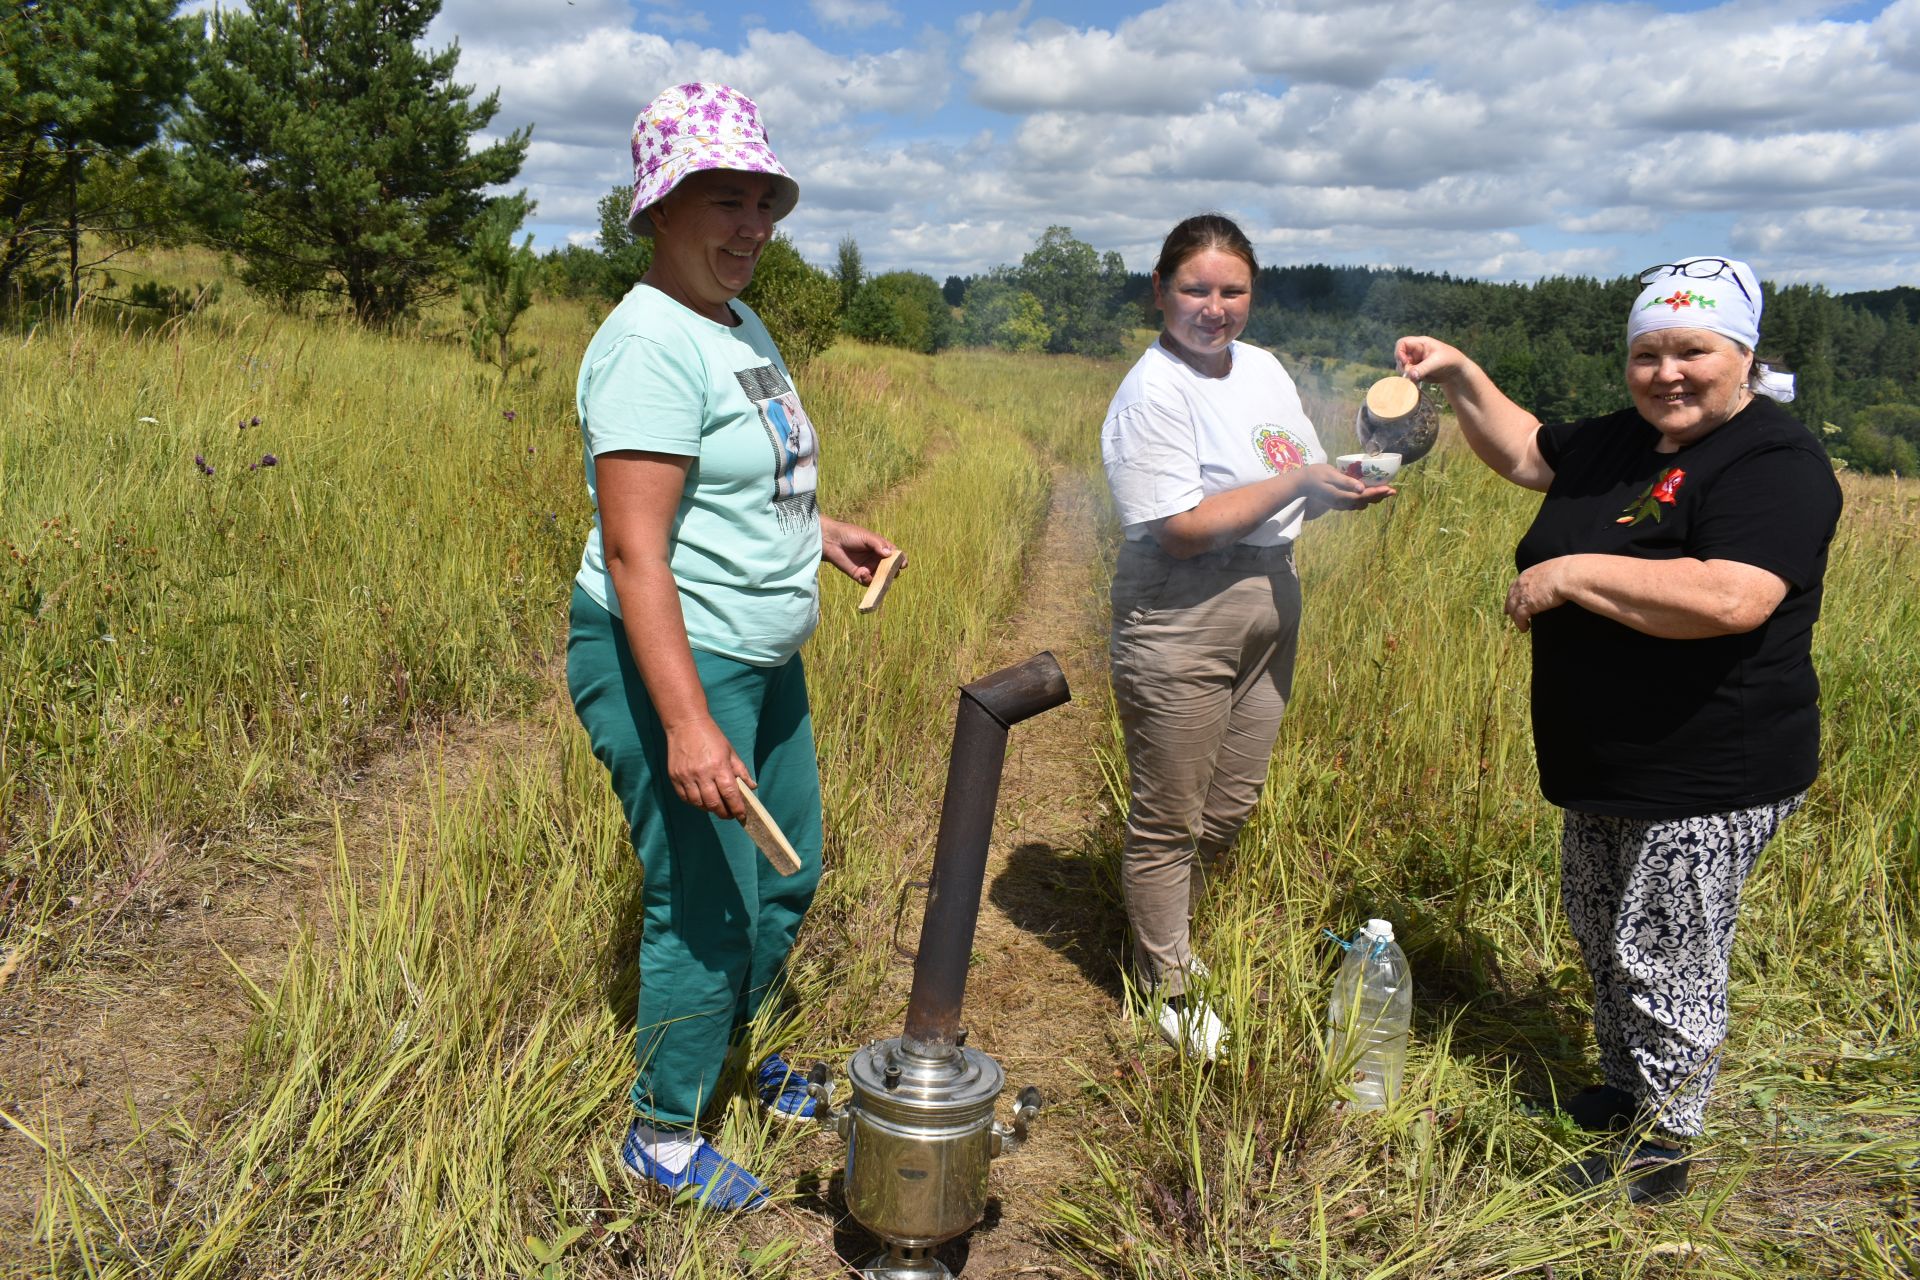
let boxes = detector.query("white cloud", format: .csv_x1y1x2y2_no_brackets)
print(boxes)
1120,0,1404,88
1620,125,1920,210
429,0,634,46
1734,204,1920,287
1558,207,1664,235
455,26,950,152
811,0,903,29
643,6,713,36
1881,0,1920,70
960,10,1239,113
404,0,1920,291
1609,18,1918,133
1738,207,1920,258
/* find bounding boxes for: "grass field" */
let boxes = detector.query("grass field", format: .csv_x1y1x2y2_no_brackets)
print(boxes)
1,264,1915,1278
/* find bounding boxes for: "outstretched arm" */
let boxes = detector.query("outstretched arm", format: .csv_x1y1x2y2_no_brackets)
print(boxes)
1150,463,1392,559
1395,335,1553,492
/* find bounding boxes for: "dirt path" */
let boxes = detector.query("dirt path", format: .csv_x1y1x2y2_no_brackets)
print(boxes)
0,708,551,1266
916,462,1124,1275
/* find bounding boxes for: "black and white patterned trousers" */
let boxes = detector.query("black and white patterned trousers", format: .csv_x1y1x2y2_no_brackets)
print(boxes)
1560,793,1804,1138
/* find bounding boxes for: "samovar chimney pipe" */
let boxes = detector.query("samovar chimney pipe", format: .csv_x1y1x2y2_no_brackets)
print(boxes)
900,652,1070,1055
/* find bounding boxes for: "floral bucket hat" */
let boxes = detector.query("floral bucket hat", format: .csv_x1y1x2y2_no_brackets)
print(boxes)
627,82,799,236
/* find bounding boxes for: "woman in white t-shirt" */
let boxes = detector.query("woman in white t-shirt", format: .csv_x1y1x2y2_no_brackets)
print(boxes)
1101,214,1393,1059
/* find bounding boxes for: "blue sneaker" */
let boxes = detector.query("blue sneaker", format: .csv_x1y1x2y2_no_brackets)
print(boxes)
755,1053,817,1121
620,1121,770,1212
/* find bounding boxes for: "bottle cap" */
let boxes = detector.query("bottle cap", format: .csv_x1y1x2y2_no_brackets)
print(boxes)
1363,918,1394,941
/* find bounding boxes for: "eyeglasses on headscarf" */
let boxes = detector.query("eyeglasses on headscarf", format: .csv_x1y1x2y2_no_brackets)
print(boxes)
1637,258,1753,307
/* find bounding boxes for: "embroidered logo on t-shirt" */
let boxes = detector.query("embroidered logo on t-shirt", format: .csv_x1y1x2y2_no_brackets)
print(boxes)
1252,424,1310,474
736,364,819,532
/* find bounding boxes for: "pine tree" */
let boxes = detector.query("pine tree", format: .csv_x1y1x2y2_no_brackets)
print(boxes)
460,198,538,391
0,0,197,308
594,184,652,302
834,234,863,315
175,0,529,325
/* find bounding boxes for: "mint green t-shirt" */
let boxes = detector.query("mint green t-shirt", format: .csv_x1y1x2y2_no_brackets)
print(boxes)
574,285,822,666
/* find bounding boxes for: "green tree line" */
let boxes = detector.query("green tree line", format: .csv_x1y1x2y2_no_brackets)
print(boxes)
3,0,529,327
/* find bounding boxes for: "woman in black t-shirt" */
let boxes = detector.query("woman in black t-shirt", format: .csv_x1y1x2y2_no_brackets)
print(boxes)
1396,256,1842,1206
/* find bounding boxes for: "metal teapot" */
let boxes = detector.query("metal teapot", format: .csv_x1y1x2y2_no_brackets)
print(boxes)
1355,375,1440,464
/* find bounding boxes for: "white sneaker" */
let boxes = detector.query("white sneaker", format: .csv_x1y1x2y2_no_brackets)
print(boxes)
1154,996,1227,1061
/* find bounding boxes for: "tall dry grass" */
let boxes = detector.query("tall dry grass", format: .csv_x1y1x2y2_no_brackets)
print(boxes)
5,282,1914,1277
1055,373,1918,1279
0,289,588,966
5,296,1122,1274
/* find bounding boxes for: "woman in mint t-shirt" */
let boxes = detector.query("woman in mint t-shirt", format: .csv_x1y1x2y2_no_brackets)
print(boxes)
566,82,898,1212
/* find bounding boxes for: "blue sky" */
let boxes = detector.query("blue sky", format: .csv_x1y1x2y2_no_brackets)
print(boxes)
420,0,1920,291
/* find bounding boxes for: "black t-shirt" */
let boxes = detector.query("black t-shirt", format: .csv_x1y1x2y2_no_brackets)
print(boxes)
1518,398,1843,819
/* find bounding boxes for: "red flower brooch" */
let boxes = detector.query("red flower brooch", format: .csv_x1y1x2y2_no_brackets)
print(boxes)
1617,467,1686,525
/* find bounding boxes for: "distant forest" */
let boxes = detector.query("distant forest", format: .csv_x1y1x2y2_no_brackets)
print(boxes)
927,261,1920,474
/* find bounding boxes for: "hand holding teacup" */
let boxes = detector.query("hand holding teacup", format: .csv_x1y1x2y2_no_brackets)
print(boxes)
1301,460,1394,518
1336,451,1402,485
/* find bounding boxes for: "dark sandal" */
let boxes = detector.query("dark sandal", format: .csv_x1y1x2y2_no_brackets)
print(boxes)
1563,1136,1691,1206
1561,1083,1637,1133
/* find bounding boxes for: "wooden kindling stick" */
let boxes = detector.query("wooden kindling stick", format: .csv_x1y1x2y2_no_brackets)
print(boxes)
736,778,801,875
857,550,903,614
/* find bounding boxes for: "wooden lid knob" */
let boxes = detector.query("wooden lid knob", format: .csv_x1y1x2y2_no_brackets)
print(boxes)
1364,376,1420,421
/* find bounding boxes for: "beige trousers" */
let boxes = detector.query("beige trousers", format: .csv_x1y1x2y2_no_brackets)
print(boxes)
1108,538,1301,997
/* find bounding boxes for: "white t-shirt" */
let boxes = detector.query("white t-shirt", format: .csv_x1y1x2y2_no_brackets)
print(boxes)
1100,341,1324,546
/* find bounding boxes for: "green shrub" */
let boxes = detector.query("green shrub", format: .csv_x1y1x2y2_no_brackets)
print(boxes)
844,270,952,354
959,278,1050,352
742,235,842,367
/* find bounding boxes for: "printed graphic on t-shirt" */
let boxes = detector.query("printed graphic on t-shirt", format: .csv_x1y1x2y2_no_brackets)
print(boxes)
1252,424,1311,474
735,364,819,531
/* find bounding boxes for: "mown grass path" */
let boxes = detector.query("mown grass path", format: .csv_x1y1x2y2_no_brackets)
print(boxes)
0,704,559,1265
876,461,1122,1276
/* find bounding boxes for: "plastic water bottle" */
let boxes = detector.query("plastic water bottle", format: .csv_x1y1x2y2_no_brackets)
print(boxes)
1325,919,1411,1110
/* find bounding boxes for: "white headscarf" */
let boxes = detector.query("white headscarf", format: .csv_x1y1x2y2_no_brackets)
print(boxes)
1626,255,1795,401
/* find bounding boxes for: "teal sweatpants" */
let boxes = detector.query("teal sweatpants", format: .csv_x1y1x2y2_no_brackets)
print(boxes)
566,585,824,1129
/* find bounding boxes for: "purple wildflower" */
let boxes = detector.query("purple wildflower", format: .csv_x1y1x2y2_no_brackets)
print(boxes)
250,415,261,427
194,454,214,477
259,453,278,467
502,409,517,422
